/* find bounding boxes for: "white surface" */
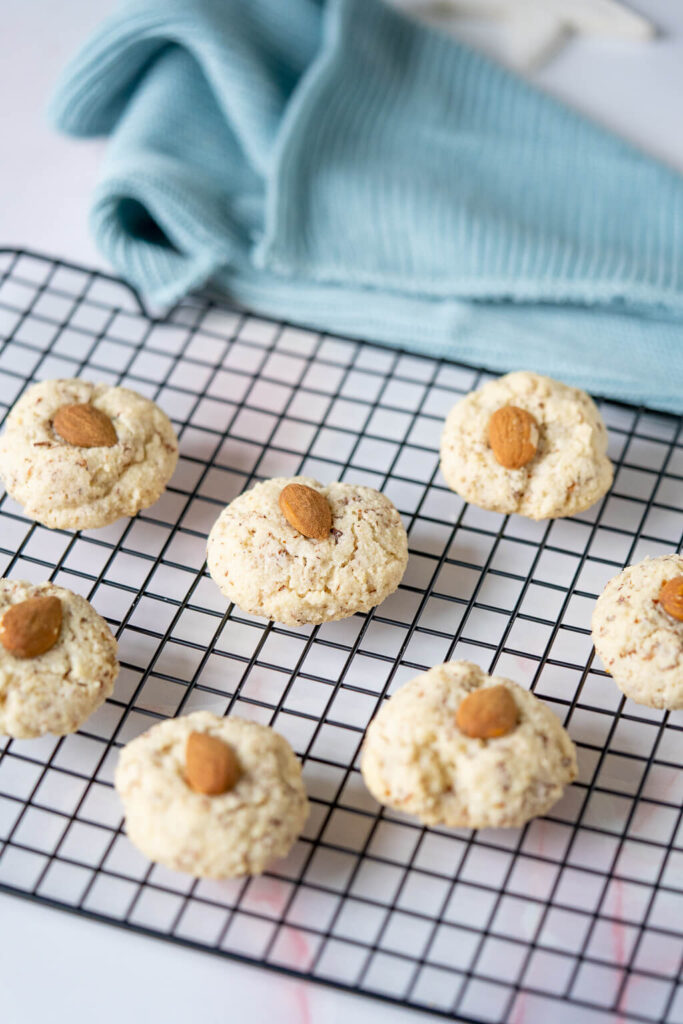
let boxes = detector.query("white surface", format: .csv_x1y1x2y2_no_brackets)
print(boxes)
394,0,657,71
3,895,430,1024
1,3,682,1024
1,0,113,270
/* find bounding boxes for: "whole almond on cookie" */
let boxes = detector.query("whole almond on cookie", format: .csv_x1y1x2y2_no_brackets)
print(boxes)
53,403,117,448
488,406,539,470
658,576,683,622
186,732,241,795
456,685,519,739
0,595,63,659
279,483,332,540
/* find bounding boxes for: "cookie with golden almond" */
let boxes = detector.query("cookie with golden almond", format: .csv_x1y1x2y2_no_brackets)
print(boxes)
361,661,576,829
0,379,178,530
115,712,309,878
592,553,683,710
207,477,408,626
0,579,118,738
440,371,612,519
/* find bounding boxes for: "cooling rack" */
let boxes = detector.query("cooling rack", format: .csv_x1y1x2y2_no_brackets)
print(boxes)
0,248,681,1024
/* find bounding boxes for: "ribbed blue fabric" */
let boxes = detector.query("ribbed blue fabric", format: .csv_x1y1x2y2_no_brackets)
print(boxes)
51,0,683,411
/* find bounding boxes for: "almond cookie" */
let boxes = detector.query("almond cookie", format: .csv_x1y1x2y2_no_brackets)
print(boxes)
207,476,409,626
0,579,118,738
592,553,683,709
440,371,612,519
0,379,178,530
361,661,577,830
115,712,309,878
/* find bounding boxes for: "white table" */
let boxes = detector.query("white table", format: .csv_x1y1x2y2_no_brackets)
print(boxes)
1,2,682,1022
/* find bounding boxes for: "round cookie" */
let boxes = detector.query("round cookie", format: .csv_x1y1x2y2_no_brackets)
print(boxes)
0,379,178,530
0,579,118,738
440,371,612,520
361,661,577,829
115,712,309,878
591,553,683,709
207,476,409,626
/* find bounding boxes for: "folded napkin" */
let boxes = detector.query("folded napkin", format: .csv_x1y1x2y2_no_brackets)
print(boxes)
52,0,683,412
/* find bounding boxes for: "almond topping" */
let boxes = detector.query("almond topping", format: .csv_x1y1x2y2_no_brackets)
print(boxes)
0,596,63,659
456,685,519,739
185,732,241,795
278,483,332,540
488,406,539,470
53,403,117,448
658,576,683,622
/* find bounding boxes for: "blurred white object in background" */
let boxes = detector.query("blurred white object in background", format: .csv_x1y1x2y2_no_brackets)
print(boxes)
393,0,656,69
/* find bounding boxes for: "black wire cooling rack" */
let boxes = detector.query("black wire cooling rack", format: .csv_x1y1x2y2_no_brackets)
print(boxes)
0,248,681,1024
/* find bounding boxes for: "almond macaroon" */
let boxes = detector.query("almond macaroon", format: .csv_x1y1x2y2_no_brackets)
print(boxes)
440,371,612,520
0,378,178,530
0,579,118,738
361,661,577,830
592,553,683,710
207,476,408,626
115,712,309,878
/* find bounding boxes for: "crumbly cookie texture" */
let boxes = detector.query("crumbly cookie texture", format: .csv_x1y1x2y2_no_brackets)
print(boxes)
207,476,409,626
0,579,118,738
440,371,612,519
361,662,577,830
592,554,683,710
115,712,309,878
0,379,178,530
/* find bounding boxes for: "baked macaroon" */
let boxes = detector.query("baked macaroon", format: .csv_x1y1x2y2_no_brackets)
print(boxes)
592,553,683,710
440,371,612,520
207,477,409,626
0,579,118,738
361,661,577,830
0,378,178,530
115,712,309,878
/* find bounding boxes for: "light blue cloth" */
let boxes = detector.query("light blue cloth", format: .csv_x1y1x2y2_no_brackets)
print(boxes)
51,0,683,412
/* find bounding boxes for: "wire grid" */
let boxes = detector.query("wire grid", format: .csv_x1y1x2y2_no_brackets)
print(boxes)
0,248,681,1024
